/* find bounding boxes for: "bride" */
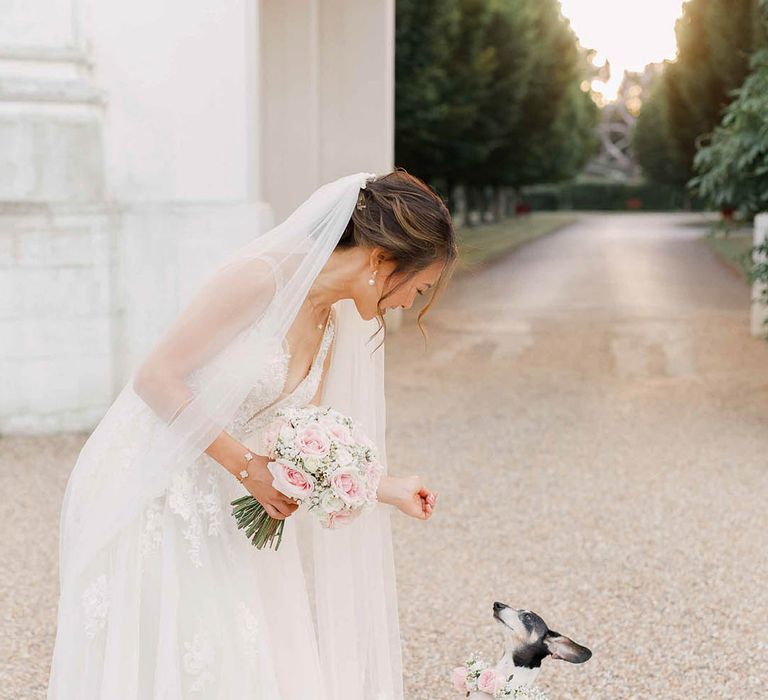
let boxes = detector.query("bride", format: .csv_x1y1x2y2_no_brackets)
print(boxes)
46,169,459,699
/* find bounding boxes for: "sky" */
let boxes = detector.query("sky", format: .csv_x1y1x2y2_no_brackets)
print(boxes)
558,0,686,102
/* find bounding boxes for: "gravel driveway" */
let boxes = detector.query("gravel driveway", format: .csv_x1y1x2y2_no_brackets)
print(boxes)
2,213,767,699
386,213,768,699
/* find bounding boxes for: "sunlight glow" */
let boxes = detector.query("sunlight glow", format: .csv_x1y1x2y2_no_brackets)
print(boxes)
558,0,685,102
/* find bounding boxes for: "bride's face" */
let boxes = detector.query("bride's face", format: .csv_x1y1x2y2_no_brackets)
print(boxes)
356,253,445,321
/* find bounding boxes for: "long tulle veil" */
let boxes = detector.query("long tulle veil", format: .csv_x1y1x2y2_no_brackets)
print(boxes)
49,171,404,698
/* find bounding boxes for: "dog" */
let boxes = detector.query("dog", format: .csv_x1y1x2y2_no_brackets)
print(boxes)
465,602,592,698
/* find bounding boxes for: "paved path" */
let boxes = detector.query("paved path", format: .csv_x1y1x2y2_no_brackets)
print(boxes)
2,213,767,699
386,213,768,699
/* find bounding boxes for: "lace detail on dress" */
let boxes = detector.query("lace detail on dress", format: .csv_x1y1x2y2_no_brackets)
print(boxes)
152,307,335,568
138,497,165,573
182,624,217,693
237,599,262,663
81,574,110,640
167,460,224,568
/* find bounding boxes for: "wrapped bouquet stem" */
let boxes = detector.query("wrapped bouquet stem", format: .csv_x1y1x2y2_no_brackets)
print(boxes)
230,404,384,550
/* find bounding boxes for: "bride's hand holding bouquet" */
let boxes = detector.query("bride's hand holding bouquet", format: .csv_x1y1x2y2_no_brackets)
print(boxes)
239,455,300,521
230,404,436,550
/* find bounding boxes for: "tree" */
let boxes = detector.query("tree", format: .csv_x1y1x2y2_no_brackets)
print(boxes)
395,0,456,181
633,76,691,185
690,48,768,218
485,0,598,187
394,0,598,195
438,0,499,187
634,0,766,185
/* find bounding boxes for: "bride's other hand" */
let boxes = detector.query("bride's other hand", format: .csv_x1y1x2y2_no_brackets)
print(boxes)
244,457,299,520
379,475,438,520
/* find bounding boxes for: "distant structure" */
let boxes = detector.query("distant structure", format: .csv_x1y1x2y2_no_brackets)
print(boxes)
1,1,395,433
583,63,664,181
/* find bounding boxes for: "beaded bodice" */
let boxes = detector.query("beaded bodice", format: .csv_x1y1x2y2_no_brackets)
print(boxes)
225,309,336,441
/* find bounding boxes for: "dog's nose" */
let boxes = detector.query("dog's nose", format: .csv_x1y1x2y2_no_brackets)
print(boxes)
493,601,506,612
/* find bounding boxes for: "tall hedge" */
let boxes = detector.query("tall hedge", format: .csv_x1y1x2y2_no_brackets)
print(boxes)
690,27,768,216
395,0,598,192
634,0,766,186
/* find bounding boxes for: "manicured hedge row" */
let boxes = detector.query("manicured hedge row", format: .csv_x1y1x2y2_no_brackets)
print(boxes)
520,182,704,211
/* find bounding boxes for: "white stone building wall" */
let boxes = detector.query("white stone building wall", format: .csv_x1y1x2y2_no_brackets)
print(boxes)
0,204,117,432
1,0,395,434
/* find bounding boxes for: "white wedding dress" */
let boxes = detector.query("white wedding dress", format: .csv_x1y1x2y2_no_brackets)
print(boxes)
49,173,404,700
48,310,344,698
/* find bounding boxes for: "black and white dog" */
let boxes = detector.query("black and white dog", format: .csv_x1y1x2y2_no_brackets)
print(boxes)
467,602,592,698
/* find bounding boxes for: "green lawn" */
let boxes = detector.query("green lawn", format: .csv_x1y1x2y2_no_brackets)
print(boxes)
456,212,578,269
703,229,755,282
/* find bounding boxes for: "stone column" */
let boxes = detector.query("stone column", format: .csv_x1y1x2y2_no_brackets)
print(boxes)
317,0,399,333
259,0,400,329
259,0,395,219
316,0,395,182
259,0,322,222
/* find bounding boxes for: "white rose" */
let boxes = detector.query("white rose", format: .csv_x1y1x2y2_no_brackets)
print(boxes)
335,446,353,467
320,489,344,514
303,456,322,475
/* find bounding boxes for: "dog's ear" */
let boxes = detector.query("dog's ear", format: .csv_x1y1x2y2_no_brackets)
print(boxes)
544,630,592,664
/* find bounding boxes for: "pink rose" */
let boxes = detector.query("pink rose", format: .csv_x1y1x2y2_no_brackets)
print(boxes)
267,460,315,500
451,667,468,692
364,462,383,500
477,668,502,695
330,468,364,505
294,425,331,457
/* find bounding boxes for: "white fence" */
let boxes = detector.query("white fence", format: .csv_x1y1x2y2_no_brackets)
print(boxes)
752,213,768,338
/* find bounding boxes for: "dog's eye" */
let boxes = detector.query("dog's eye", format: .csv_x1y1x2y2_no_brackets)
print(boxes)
523,613,532,623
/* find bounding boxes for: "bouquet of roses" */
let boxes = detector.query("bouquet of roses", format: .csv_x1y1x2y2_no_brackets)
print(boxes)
451,653,549,699
230,404,384,551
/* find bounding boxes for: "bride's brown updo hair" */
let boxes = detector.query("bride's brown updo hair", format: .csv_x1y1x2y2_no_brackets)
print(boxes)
336,167,458,349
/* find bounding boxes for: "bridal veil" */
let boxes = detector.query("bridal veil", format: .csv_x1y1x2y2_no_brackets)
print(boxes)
48,171,404,698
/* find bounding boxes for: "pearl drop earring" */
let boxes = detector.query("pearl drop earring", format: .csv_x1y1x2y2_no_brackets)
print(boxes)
368,269,377,286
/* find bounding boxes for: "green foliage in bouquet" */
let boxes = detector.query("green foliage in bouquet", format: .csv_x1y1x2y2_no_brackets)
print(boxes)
230,493,285,550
